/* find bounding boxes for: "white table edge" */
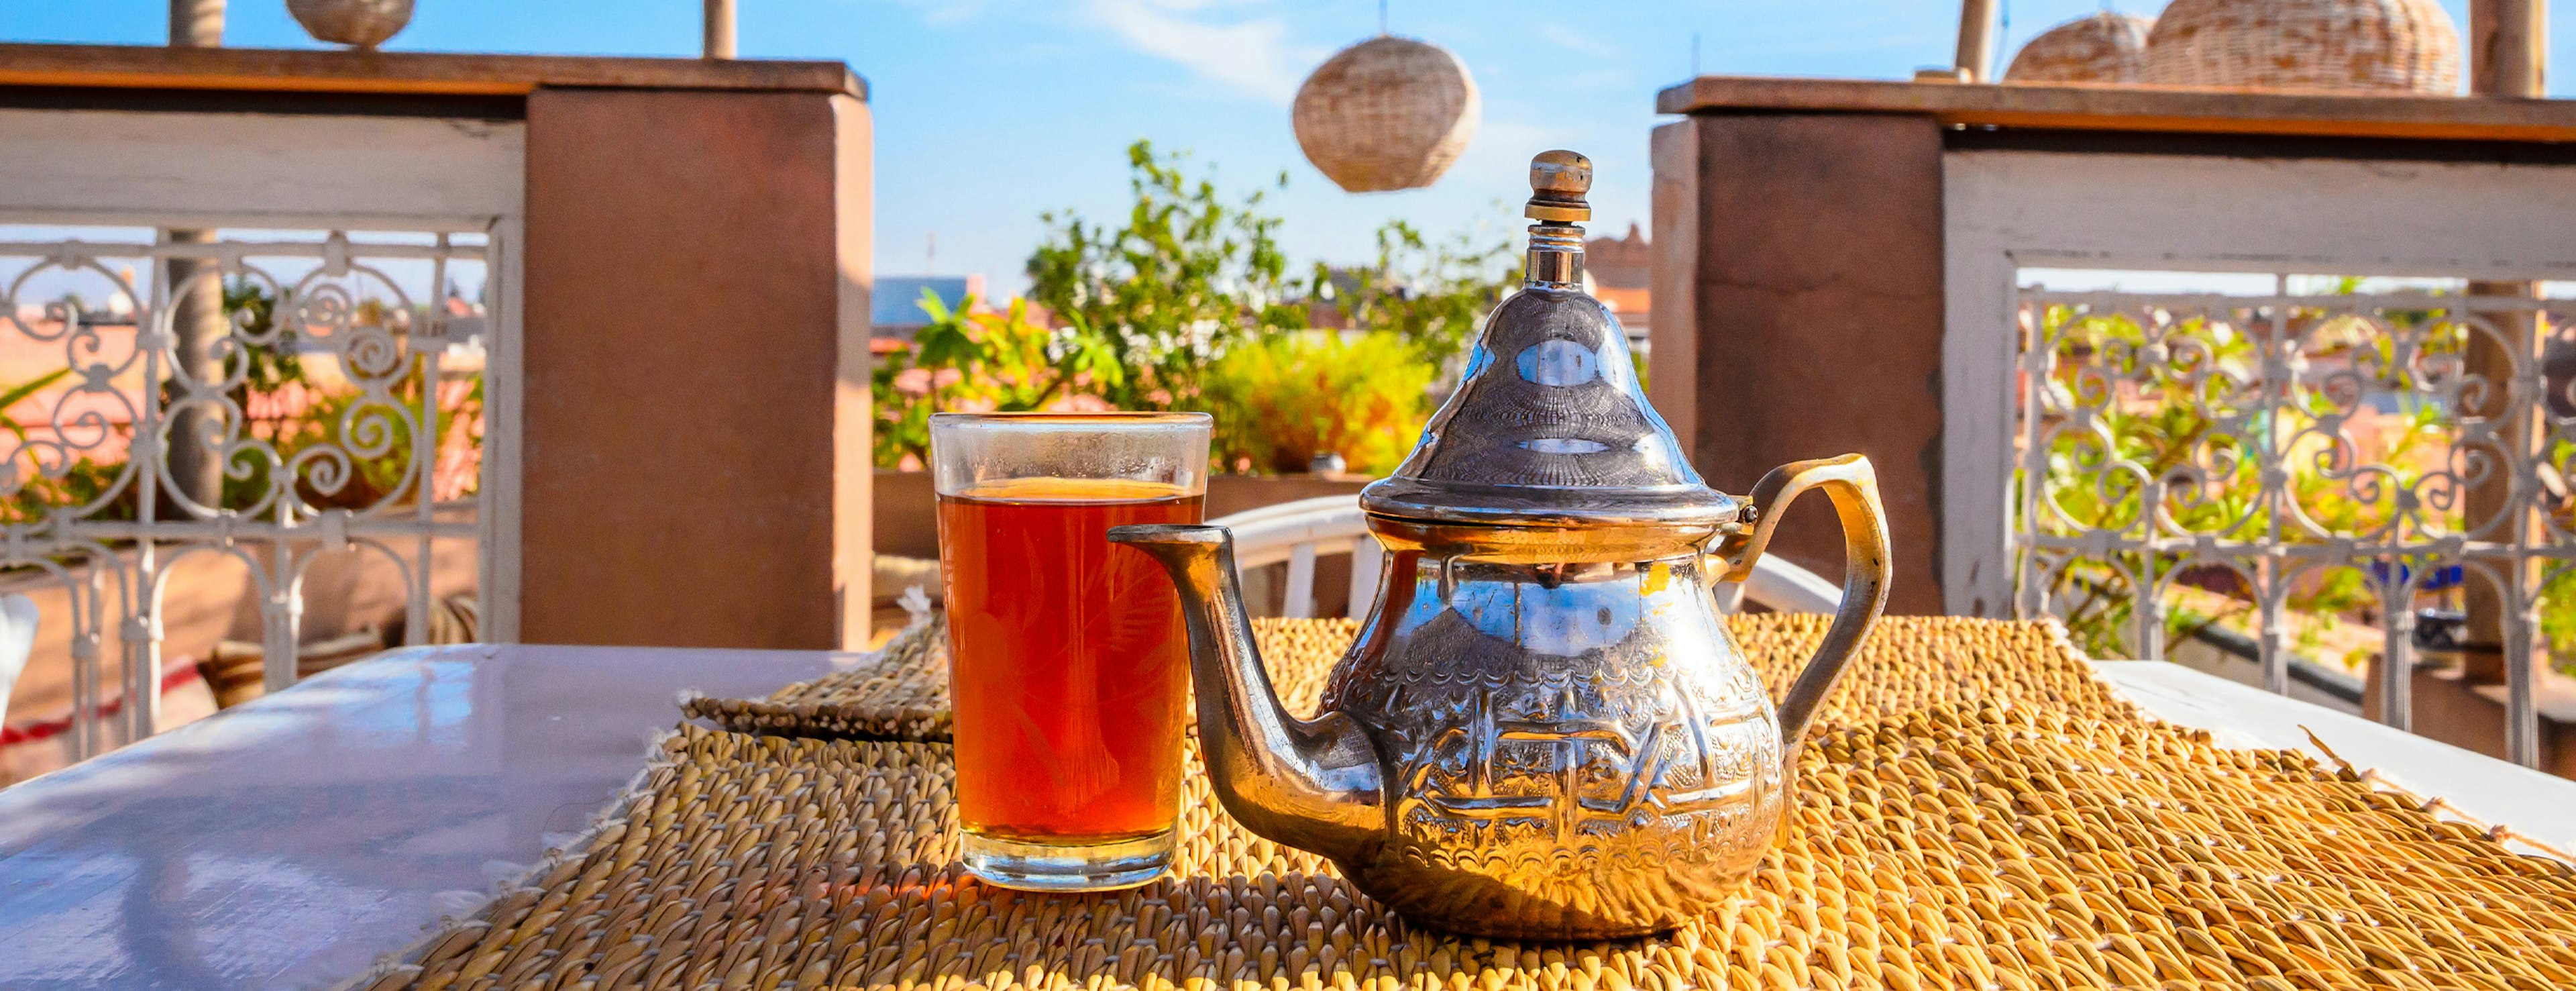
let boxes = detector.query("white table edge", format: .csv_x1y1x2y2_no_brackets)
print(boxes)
2089,660,2576,859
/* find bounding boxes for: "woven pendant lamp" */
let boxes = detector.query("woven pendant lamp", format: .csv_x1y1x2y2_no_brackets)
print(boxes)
1292,33,1481,193
2005,11,2155,84
2139,0,2461,93
286,0,413,49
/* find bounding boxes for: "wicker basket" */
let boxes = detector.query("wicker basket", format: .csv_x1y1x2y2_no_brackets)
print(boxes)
2140,0,2460,93
2006,11,2155,84
286,0,413,50
1292,36,1480,193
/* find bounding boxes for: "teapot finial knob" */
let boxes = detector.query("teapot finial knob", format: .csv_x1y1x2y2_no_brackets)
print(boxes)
1525,150,1591,223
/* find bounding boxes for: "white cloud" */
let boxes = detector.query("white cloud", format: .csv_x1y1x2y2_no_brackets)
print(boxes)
1536,24,1621,60
1081,0,1322,103
881,0,994,28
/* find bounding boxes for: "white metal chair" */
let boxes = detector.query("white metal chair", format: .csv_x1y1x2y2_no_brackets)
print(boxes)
0,594,39,730
1212,495,1843,619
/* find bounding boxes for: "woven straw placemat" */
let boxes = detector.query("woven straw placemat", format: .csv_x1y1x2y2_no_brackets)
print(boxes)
365,617,2576,991
684,615,2132,743
682,615,953,742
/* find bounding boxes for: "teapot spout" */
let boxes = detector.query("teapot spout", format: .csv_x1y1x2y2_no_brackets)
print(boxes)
1108,524,1385,866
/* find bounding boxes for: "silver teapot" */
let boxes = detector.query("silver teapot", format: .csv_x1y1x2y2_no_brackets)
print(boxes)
1110,151,1891,939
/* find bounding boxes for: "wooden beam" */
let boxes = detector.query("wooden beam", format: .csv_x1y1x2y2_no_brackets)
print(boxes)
704,0,738,60
2471,0,2546,99
170,0,223,48
1955,0,2000,83
1658,76,2576,143
0,42,863,99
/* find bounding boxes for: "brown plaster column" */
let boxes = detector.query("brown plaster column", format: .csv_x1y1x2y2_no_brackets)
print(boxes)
162,0,226,513
1647,122,1701,461
2462,0,2547,756
521,88,871,649
1656,113,1945,613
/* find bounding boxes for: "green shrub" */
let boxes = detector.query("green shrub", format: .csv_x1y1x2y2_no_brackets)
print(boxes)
1025,141,1303,411
874,140,1519,475
871,293,1122,469
1187,331,1436,476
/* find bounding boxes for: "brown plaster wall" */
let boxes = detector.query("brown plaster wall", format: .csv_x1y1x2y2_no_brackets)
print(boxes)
1671,113,1946,613
829,96,875,649
521,88,869,648
1647,123,1702,460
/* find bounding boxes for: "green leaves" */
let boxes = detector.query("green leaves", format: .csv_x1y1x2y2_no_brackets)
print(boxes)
1184,331,1438,476
0,367,70,443
871,292,1131,466
1026,140,1303,410
221,276,303,395
875,139,1521,475
1318,218,1519,368
909,288,977,378
1054,312,1127,397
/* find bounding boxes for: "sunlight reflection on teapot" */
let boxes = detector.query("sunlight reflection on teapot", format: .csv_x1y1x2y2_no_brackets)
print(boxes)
1112,151,1891,940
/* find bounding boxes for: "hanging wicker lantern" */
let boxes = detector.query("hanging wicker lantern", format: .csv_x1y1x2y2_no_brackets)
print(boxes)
1292,36,1480,193
2140,0,2460,93
287,0,414,50
2005,11,2155,84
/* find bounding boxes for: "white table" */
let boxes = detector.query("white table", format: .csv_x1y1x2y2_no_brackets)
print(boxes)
0,648,2565,988
2088,660,2576,857
0,643,850,990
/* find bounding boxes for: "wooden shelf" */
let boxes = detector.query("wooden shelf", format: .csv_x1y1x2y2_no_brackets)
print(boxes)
0,42,863,100
1658,76,2576,144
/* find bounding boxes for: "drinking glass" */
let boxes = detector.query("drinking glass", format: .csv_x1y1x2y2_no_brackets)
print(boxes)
930,411,1212,890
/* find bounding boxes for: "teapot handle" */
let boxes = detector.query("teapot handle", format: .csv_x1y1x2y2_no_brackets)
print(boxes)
1710,454,1892,765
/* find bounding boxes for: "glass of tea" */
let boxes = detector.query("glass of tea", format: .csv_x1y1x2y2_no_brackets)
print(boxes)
930,411,1211,890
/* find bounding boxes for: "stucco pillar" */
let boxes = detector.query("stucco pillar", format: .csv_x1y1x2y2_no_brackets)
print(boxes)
1653,113,1946,614
520,87,871,649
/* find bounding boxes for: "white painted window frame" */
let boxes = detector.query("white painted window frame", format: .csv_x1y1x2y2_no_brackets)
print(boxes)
1944,148,2576,766
1943,148,2576,619
0,107,525,750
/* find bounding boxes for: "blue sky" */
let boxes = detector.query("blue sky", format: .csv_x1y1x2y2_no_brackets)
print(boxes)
5,1,2566,297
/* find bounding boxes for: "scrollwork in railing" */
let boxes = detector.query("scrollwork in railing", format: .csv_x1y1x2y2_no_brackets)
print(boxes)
0,228,490,757
0,257,148,523
2015,284,2576,763
146,246,443,524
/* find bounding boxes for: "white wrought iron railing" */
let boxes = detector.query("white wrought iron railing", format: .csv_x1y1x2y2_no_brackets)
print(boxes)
2012,278,2575,766
0,227,490,759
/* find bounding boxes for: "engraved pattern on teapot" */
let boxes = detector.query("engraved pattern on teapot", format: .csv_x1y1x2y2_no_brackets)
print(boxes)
1316,556,1787,935
1108,150,1892,940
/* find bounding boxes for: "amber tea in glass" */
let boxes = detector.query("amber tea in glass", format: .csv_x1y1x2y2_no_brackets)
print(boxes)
930,412,1210,890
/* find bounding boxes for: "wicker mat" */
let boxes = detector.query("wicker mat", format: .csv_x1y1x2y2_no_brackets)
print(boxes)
366,617,2576,991
682,615,2135,744
682,615,955,742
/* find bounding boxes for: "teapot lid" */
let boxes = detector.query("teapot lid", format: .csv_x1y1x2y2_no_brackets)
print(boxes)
1360,151,1740,529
